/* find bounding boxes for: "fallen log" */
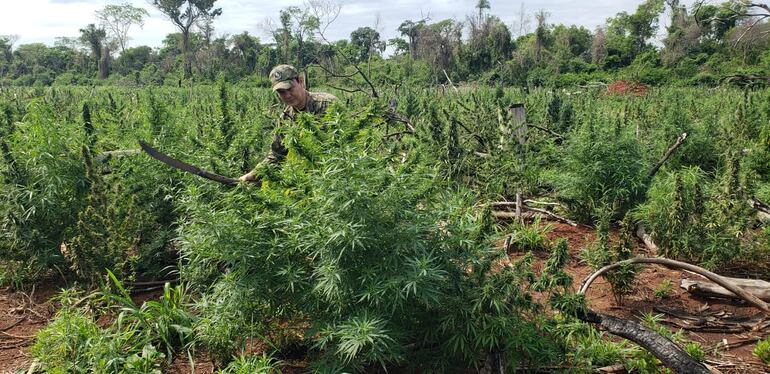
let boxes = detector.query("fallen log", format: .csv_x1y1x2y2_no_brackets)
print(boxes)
574,256,764,373
749,197,770,223
579,257,770,313
577,309,711,374
680,278,770,302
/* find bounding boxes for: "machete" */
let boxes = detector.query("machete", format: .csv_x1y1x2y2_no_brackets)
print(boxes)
138,140,240,185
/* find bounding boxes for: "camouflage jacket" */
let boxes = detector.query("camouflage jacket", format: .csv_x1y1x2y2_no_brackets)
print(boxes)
264,91,337,165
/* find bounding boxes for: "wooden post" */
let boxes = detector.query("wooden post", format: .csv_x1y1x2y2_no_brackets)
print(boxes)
515,192,523,225
509,103,527,147
500,103,527,150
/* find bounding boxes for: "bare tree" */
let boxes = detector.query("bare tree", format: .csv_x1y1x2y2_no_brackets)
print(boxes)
79,24,109,79
727,1,770,46
306,0,381,97
694,0,770,45
591,27,607,65
95,3,149,53
533,10,550,63
512,3,532,37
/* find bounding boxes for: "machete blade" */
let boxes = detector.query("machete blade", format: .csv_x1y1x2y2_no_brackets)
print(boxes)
138,140,239,185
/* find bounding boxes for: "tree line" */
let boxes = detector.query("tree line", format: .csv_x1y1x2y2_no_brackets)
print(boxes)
0,0,768,88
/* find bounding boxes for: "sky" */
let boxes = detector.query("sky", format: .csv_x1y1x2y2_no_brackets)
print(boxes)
0,0,695,51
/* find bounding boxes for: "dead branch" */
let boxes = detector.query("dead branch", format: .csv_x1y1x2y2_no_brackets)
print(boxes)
648,132,688,179
681,278,770,302
636,224,659,255
749,197,770,215
527,123,565,141
523,199,561,207
708,336,767,351
577,309,711,374
492,211,536,220
521,206,578,227
385,110,416,132
325,83,368,95
0,330,34,340
0,317,25,332
596,364,626,373
578,257,770,313
491,202,578,226
442,69,459,94
0,340,31,350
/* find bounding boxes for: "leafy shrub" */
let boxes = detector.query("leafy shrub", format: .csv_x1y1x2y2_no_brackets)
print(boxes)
634,161,756,266
654,280,673,299
509,218,553,252
32,272,194,372
633,167,708,260
580,216,637,305
219,353,281,374
554,115,648,223
685,342,705,363
181,105,564,371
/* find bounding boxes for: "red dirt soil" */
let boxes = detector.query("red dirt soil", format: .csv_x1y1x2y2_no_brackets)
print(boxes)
607,80,650,96
1,222,768,373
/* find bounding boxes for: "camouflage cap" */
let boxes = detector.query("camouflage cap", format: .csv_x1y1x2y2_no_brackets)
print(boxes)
269,65,299,91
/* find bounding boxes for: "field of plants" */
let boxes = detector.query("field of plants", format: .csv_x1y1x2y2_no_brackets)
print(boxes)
1,83,770,372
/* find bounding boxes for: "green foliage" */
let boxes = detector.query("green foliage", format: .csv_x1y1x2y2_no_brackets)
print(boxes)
555,111,648,223
218,353,282,374
32,273,193,373
754,338,770,365
509,219,552,252
581,215,637,305
634,167,708,260
181,104,563,370
685,342,705,363
634,159,758,267
654,280,672,299
6,83,770,371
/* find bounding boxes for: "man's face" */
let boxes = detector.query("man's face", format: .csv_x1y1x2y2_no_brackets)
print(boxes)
276,78,307,109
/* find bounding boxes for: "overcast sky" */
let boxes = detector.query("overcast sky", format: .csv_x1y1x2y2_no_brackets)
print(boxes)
1,0,694,50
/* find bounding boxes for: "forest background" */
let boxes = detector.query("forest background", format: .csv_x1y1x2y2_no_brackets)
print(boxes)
0,0,769,89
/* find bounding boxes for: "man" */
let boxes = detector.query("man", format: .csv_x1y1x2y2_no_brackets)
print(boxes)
239,65,337,182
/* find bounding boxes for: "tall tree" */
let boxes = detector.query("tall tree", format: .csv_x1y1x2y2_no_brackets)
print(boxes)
230,32,260,74
476,0,490,21
398,19,427,59
464,14,513,74
661,2,701,66
279,6,320,68
534,10,551,63
151,0,222,78
79,24,109,78
606,0,665,61
591,27,607,65
95,3,149,53
350,27,385,62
